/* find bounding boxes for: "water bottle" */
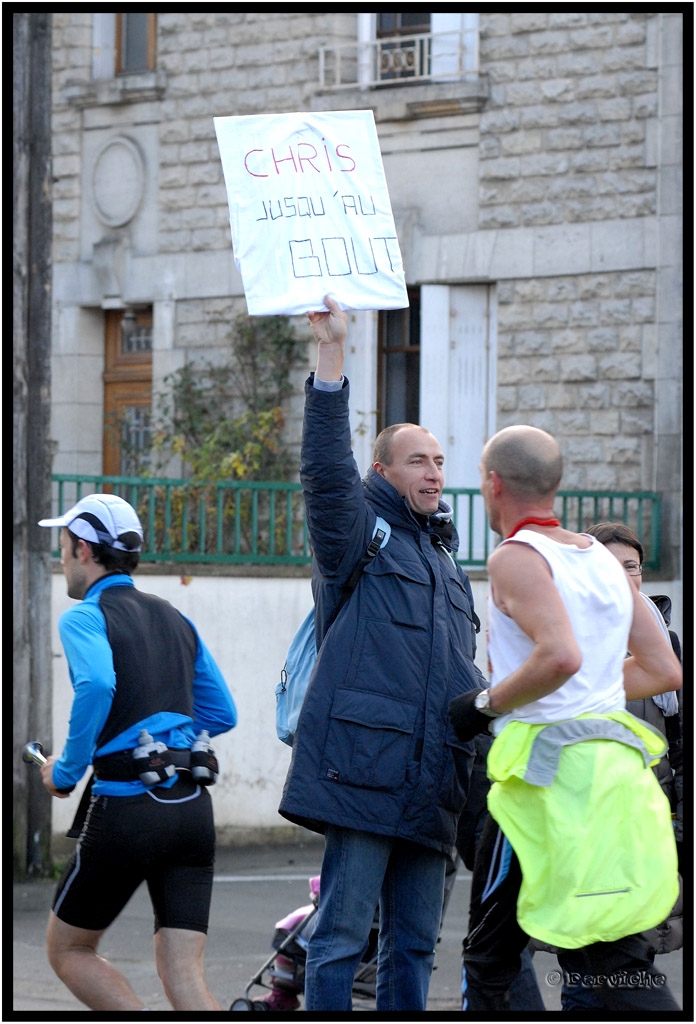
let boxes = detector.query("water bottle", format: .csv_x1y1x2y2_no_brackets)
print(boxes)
132,729,175,786
190,730,218,786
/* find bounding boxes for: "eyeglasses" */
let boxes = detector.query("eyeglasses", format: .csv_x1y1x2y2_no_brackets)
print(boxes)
623,561,643,576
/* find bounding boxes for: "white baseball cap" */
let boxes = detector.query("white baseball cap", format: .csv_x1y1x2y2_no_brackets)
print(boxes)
38,494,143,551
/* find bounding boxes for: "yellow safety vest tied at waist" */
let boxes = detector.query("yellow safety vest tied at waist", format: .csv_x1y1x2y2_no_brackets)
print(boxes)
486,711,679,949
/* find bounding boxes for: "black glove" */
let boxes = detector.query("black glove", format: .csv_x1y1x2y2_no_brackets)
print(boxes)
448,688,493,743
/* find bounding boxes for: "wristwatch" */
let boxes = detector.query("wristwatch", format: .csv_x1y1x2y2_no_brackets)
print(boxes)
474,688,500,717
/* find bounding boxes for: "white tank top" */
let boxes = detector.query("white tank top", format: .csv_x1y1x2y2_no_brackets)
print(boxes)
488,531,632,734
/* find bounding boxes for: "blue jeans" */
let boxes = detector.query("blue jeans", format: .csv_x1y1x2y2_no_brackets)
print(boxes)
304,826,446,1011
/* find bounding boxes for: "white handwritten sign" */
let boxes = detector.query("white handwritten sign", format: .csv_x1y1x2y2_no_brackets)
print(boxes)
213,110,409,316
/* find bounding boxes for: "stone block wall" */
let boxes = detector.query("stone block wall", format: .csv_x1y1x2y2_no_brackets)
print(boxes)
51,13,92,264
496,269,657,490
478,12,658,228
474,12,681,571
155,13,356,257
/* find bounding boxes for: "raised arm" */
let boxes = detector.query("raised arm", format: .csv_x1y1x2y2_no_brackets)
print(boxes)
308,294,348,382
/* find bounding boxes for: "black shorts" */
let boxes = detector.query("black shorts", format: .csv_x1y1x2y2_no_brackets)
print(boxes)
52,774,215,933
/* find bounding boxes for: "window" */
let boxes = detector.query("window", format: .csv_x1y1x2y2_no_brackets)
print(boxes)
327,13,479,91
92,14,157,79
377,288,421,431
376,13,431,81
115,13,157,74
377,12,431,35
103,308,153,476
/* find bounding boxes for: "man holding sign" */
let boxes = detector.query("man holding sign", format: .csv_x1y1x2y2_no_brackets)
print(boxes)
214,110,408,315
278,295,485,1011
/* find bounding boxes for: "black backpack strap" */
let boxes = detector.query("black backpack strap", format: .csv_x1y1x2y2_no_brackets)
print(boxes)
329,526,387,628
343,527,386,590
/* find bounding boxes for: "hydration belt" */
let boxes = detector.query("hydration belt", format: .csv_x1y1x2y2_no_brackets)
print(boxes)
92,748,191,782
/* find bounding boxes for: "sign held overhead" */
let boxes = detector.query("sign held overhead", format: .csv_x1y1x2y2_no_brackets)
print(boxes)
214,109,409,316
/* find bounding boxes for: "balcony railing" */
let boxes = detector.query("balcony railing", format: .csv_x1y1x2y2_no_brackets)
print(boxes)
47,475,662,571
319,31,478,91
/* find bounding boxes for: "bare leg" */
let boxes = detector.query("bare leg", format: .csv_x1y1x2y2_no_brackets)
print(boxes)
46,910,146,1010
154,926,222,1010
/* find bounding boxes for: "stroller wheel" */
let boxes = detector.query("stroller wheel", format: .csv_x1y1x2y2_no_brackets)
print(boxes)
230,998,255,1011
252,1001,271,1011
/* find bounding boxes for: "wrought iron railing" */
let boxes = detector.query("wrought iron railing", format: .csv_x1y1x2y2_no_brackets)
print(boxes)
48,475,662,570
319,30,478,91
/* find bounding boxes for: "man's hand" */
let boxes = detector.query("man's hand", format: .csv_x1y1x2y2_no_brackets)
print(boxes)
307,294,347,347
308,295,348,382
40,754,72,798
448,689,493,743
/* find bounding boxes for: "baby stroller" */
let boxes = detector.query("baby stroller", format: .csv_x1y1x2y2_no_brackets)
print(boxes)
229,875,378,1011
229,856,459,1011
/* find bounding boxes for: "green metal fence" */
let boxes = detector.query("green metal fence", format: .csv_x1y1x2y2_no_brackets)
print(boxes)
48,474,662,570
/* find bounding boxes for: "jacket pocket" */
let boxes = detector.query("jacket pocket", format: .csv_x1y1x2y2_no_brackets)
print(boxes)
320,688,418,791
443,575,480,654
361,555,432,627
443,574,472,614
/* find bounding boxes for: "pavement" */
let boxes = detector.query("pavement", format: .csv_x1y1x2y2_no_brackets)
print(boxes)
11,835,686,1019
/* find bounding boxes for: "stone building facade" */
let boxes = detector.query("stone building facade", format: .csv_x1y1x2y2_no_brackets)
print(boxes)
49,12,683,575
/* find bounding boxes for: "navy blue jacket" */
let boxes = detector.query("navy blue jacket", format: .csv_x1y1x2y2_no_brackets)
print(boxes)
278,377,484,853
